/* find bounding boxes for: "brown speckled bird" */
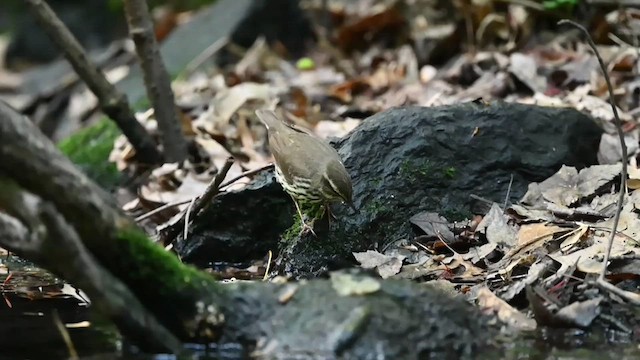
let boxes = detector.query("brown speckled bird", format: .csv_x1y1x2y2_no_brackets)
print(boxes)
255,109,355,234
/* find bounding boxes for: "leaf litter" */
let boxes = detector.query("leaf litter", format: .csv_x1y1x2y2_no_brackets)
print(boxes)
366,162,640,335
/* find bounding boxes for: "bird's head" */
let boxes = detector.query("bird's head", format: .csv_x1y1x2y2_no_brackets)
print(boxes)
322,161,356,212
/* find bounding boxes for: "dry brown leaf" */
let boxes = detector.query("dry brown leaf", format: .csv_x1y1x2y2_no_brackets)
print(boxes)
336,7,406,51
598,131,639,165
440,255,485,280
193,82,276,135
559,224,590,253
514,223,566,255
463,242,497,264
476,286,537,331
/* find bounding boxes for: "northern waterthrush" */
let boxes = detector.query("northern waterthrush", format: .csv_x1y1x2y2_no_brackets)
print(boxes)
255,109,355,235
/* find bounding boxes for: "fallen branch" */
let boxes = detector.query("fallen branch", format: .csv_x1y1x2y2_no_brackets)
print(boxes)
0,99,224,343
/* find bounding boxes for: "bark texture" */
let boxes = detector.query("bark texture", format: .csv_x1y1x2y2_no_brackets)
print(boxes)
123,0,188,163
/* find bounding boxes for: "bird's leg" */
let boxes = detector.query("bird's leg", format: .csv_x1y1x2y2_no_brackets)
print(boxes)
292,198,317,237
324,203,337,227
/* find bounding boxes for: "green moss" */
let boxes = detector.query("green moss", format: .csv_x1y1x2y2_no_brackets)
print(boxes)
543,0,578,11
370,177,383,187
365,199,391,217
114,227,216,291
400,159,458,186
58,118,121,189
282,219,302,244
399,159,436,183
443,167,456,179
280,202,325,244
108,226,227,338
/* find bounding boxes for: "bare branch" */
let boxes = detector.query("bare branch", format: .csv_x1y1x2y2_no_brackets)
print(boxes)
123,0,189,163
24,0,162,165
557,20,629,283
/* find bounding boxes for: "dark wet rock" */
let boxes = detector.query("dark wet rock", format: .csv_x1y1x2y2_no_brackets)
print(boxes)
180,102,602,277
176,172,295,266
224,274,498,359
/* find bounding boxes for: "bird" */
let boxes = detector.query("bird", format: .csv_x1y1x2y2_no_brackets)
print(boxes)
255,109,355,235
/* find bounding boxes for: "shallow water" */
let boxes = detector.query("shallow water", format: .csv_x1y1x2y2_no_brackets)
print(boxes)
2,256,638,359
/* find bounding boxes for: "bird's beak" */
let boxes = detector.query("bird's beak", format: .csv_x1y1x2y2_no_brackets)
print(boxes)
347,201,359,214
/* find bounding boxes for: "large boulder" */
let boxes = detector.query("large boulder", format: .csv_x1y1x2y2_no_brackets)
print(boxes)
178,102,603,277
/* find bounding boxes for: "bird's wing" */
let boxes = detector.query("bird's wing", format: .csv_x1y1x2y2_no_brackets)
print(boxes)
268,132,312,183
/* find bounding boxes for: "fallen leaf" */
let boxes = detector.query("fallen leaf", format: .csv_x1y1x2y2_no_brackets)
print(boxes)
330,272,381,296
509,53,546,93
476,286,537,331
476,204,517,247
409,212,455,242
559,224,590,253
538,164,621,207
555,298,602,328
353,250,405,279
512,223,566,255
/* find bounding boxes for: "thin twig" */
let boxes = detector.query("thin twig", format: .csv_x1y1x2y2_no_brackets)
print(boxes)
183,197,197,241
558,20,628,283
592,279,640,305
163,158,234,245
469,194,496,205
52,310,78,360
263,250,273,281
219,163,274,189
135,198,187,222
503,174,514,210
190,157,234,218
183,35,230,77
135,163,273,222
